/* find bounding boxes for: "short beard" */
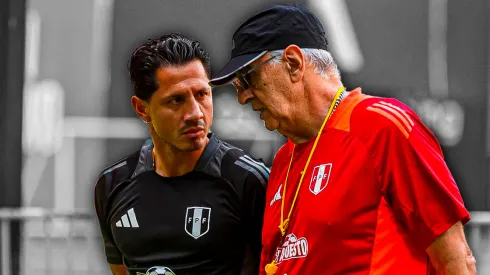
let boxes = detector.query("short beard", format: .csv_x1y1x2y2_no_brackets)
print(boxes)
150,122,207,152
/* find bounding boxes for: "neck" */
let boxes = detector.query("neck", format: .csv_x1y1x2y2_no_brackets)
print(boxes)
288,104,330,144
287,83,344,144
152,136,209,177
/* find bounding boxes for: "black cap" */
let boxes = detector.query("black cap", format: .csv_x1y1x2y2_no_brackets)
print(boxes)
209,4,328,87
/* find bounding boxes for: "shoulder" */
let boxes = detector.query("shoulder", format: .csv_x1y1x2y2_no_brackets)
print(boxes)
345,95,443,159
197,133,270,186
94,147,142,201
350,96,421,140
218,140,270,188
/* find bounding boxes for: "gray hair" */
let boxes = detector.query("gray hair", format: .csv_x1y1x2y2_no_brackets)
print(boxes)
270,48,341,79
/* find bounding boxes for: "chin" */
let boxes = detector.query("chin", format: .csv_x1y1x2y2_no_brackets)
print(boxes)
177,143,204,152
179,135,208,152
264,124,276,132
263,119,279,132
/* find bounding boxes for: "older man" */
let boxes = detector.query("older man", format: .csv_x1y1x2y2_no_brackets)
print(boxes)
210,4,475,275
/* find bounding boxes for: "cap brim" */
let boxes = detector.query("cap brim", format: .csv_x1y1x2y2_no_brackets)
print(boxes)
209,51,267,87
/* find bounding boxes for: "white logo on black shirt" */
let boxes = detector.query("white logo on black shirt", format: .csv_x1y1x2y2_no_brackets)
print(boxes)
136,266,176,275
185,207,211,239
115,208,139,228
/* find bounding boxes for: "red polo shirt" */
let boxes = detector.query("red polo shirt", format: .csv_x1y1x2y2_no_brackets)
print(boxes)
260,89,470,275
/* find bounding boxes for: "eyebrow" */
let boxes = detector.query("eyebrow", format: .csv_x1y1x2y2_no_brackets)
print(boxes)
165,85,210,97
160,92,185,102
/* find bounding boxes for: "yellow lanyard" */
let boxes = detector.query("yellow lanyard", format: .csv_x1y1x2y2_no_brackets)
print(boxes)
265,86,345,275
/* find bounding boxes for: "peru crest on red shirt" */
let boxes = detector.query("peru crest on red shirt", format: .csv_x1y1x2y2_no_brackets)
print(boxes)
309,163,332,195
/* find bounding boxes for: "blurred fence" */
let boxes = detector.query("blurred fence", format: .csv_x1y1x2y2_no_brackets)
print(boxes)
0,208,489,275
0,208,106,275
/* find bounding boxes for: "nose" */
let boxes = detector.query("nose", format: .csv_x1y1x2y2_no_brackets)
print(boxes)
237,87,255,105
183,96,204,121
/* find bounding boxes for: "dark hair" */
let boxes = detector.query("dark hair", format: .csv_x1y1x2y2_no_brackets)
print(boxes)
128,33,211,101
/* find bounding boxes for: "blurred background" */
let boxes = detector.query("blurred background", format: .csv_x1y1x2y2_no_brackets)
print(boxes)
0,0,489,274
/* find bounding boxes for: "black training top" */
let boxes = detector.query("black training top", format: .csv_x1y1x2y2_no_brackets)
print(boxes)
94,133,268,275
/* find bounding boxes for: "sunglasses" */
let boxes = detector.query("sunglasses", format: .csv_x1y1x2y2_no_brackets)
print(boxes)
232,52,282,91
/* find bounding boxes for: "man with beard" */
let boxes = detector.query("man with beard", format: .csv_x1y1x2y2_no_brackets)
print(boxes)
95,33,268,275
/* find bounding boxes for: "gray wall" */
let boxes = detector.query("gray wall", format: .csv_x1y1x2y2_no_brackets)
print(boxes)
341,0,489,210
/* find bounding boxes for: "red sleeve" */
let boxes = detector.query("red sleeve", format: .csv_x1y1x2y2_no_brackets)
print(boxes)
357,99,470,249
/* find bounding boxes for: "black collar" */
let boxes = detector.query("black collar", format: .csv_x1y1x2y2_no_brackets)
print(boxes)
131,132,226,179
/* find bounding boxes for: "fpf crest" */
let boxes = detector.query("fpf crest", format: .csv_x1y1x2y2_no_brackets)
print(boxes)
185,207,211,239
308,163,332,195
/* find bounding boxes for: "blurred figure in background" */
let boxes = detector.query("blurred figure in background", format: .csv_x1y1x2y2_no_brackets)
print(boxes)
210,4,475,275
94,33,268,275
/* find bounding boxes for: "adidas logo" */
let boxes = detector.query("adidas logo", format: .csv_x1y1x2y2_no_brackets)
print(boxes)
115,208,139,228
270,184,282,206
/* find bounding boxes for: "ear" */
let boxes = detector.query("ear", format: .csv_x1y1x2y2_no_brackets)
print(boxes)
283,45,305,83
131,96,151,123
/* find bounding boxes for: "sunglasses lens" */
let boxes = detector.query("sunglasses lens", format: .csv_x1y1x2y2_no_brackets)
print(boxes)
243,74,252,87
232,78,245,90
232,78,241,90
234,75,248,90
